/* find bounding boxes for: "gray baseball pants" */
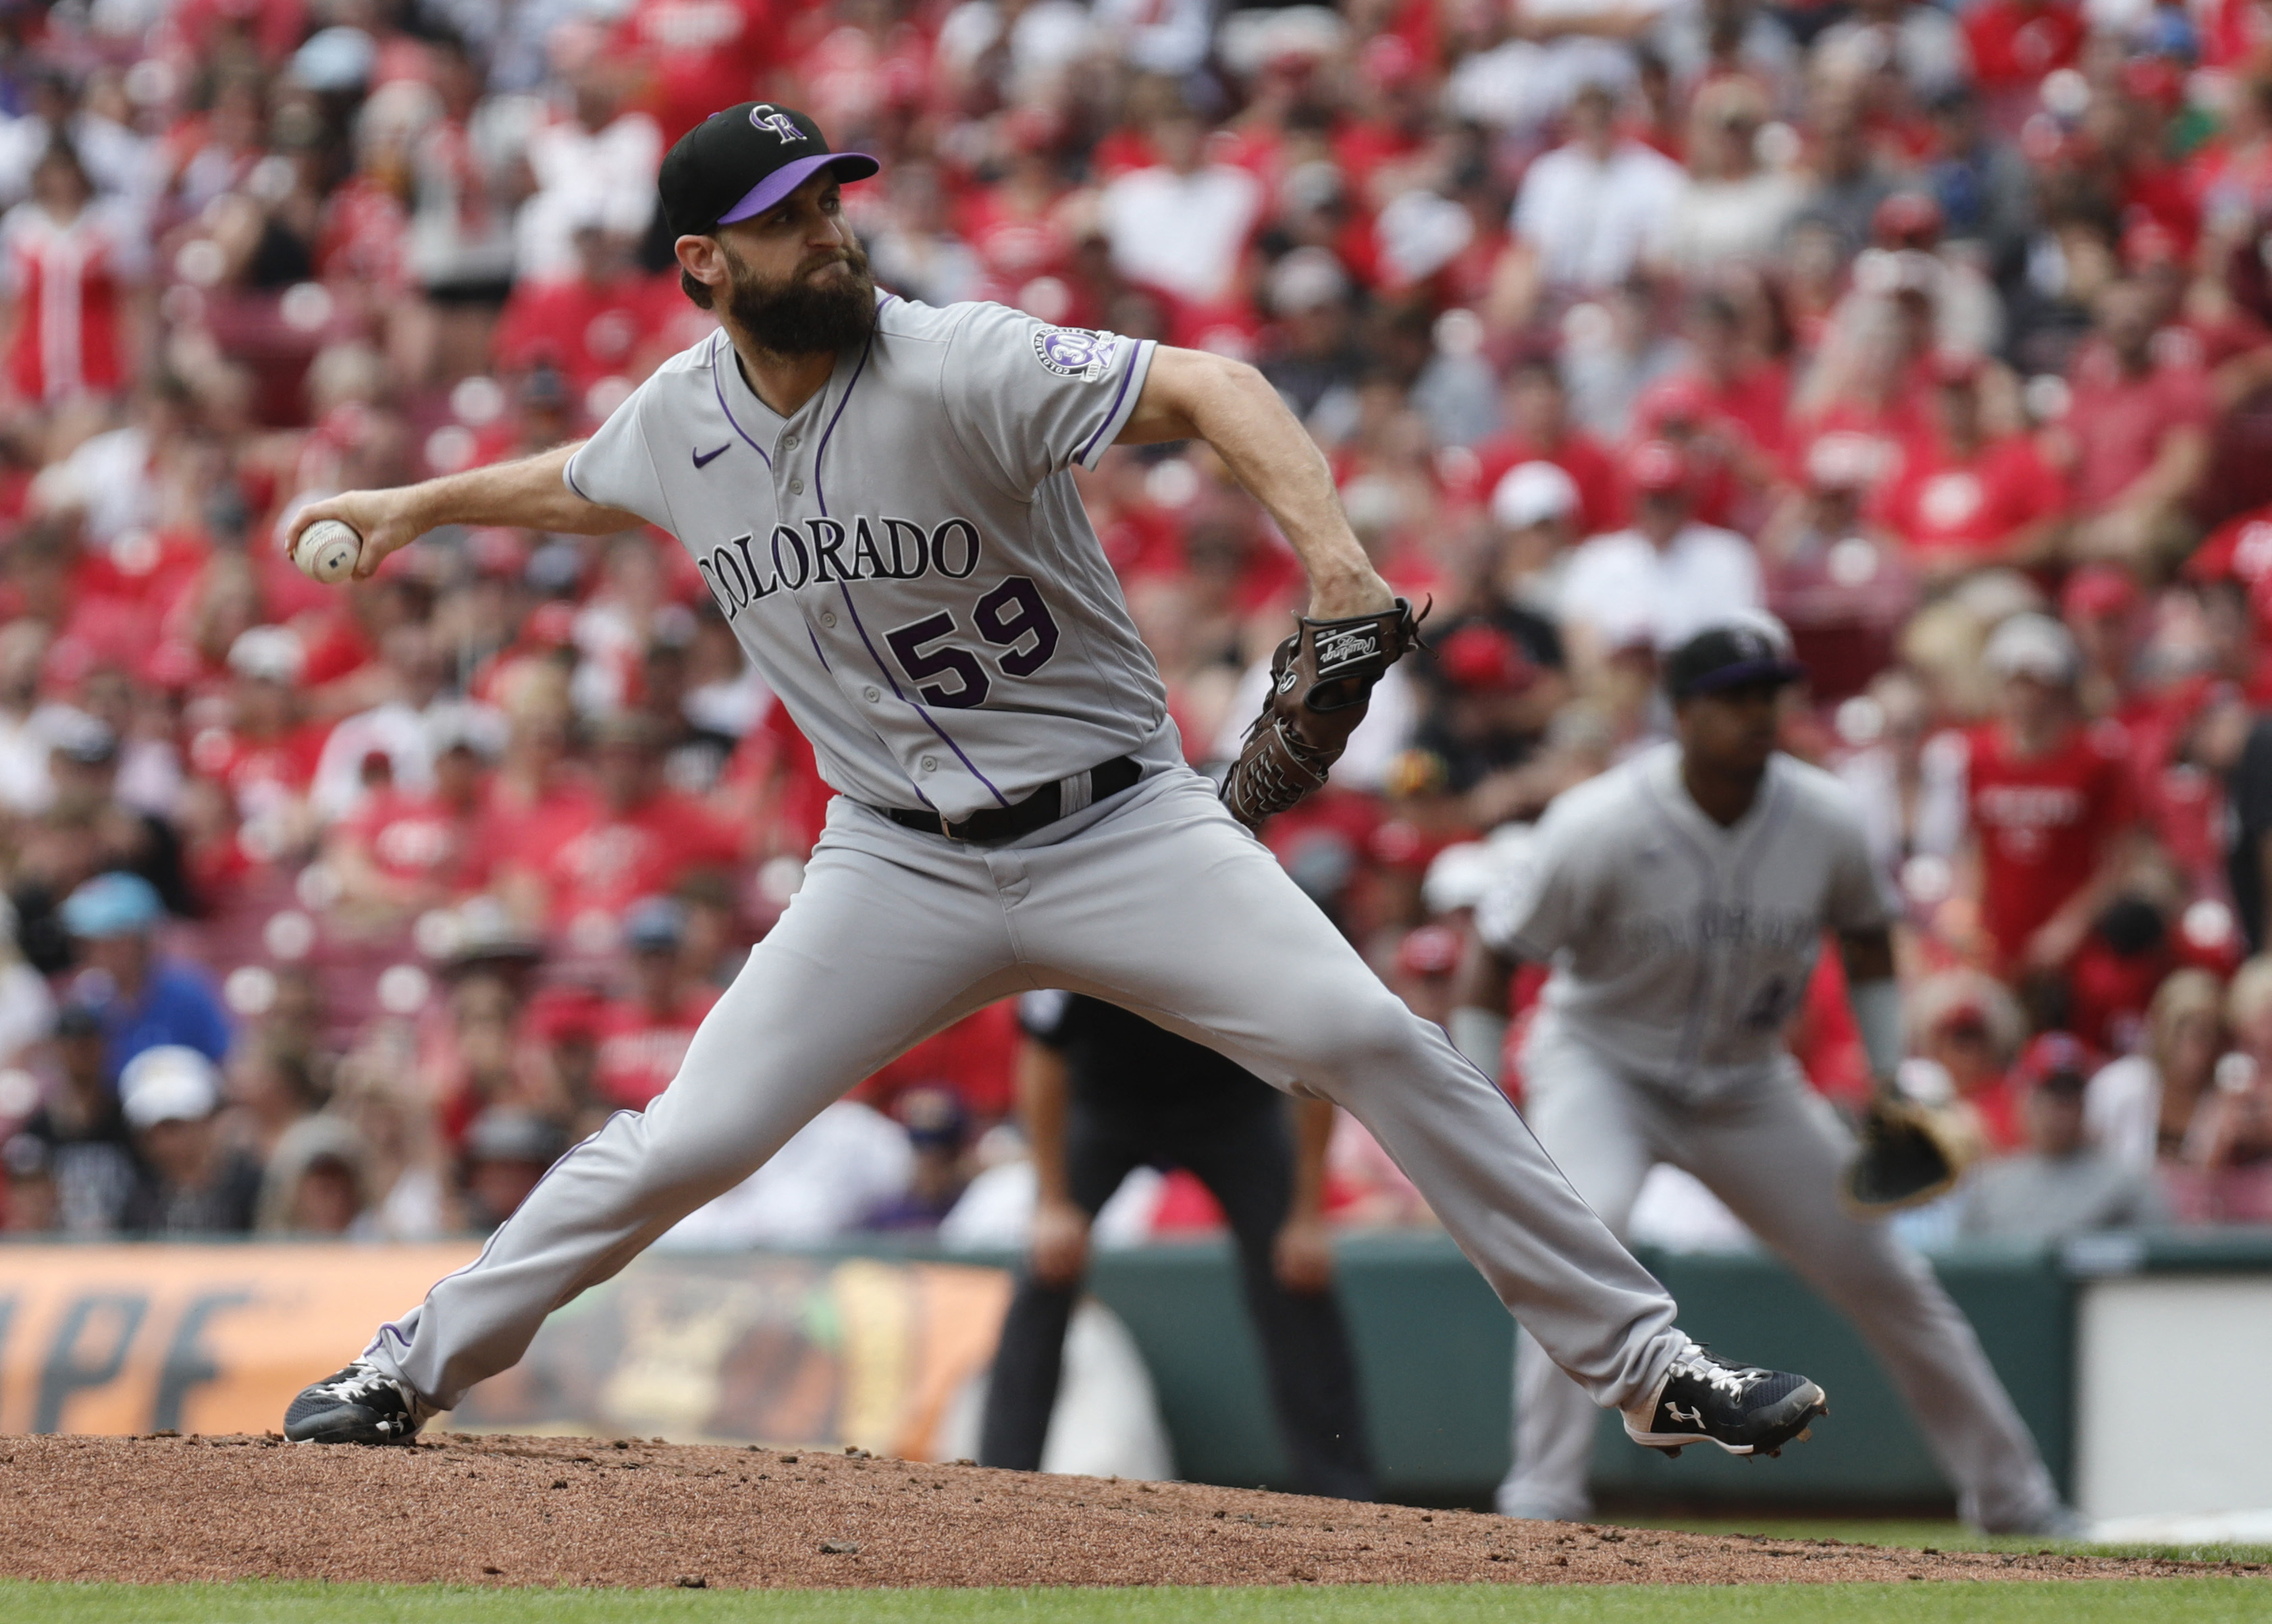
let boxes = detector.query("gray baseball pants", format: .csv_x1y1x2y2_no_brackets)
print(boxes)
366,766,1687,1421
1496,1017,2060,1532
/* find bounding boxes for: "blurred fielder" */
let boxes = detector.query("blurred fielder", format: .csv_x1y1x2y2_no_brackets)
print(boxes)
1452,619,2075,1536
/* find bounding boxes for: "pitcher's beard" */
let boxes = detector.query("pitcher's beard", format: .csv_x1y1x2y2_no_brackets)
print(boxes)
726,242,878,356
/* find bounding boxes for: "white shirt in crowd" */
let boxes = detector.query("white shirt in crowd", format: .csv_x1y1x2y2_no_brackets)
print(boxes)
0,700,84,815
1512,138,1687,290
514,107,662,283
1666,171,1807,275
41,423,156,550
654,1101,914,1249
1100,160,1263,305
1554,520,1764,654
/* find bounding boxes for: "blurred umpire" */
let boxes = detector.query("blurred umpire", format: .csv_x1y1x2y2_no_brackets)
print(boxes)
978,991,1377,1500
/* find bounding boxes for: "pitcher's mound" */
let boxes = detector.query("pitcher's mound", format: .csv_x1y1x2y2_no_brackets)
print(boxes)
0,1434,2231,1590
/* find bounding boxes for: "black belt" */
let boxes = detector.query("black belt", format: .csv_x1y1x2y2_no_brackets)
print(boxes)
878,756,1141,843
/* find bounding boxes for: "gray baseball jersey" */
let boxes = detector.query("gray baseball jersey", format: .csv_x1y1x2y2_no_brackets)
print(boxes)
1476,742,1893,1093
564,297,1169,821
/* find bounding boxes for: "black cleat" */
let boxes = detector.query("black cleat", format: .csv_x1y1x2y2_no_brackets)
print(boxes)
284,1359,431,1444
1623,1345,1827,1459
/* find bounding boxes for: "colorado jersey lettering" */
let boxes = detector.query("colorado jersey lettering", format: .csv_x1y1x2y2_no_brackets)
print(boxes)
564,297,1163,821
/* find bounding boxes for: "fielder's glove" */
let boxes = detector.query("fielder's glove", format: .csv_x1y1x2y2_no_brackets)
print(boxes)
1840,1093,1984,1214
1222,598,1425,830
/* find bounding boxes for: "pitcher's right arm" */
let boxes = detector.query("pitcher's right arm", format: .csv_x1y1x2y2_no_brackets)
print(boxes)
286,443,649,580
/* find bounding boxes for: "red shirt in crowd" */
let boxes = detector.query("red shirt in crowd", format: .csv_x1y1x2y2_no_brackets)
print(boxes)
1693,360,1793,458
1966,1073,2028,1156
2,200,143,405
2061,342,2215,509
852,998,1019,1120
1961,720,2136,967
616,0,777,146
2187,502,2272,589
186,723,329,825
1472,429,1624,536
720,701,833,857
1961,0,2085,92
1878,431,2066,567
593,985,723,1107
493,273,659,396
338,786,490,895
523,789,743,931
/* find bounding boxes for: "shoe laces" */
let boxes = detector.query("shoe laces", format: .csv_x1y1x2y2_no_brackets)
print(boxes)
321,1361,403,1405
1672,1349,1762,1399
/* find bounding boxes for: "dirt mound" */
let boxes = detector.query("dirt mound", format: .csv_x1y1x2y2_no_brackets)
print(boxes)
0,1434,2246,1590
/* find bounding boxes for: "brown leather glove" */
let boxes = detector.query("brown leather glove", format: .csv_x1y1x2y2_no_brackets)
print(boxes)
1221,599,1425,830
1841,1093,1984,1214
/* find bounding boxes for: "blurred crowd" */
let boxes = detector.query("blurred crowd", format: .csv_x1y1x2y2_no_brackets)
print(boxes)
4,0,2272,1246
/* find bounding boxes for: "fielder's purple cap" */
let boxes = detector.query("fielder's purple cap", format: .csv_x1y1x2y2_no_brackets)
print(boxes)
659,102,879,240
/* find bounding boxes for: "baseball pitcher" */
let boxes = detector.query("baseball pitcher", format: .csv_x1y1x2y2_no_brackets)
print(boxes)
282,104,1825,1468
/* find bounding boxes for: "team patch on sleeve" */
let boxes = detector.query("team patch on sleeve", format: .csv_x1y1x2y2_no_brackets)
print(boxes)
1030,326,1119,382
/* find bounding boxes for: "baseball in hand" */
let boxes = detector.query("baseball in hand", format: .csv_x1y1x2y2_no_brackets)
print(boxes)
295,518,363,585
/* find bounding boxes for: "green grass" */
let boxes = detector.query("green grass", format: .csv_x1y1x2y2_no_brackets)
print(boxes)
0,1581,2263,1624
1625,1517,2272,1570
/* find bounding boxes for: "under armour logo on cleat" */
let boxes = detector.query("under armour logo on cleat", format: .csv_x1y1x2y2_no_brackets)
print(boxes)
1666,1403,1705,1426
693,443,730,469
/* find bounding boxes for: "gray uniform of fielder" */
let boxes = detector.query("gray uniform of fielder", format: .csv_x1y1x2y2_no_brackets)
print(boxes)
359,296,1696,1428
1476,742,2059,1530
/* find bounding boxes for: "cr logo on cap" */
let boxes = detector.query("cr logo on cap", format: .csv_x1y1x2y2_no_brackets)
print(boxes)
749,105,806,144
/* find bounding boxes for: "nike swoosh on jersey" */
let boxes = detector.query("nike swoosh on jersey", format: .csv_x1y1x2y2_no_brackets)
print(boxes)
692,443,730,469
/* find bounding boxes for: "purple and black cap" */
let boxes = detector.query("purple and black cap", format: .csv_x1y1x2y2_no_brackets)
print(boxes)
659,102,879,240
1664,620,1808,701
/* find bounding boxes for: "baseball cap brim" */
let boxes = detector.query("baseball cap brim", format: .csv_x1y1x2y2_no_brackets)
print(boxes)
1679,656,1807,698
713,152,880,228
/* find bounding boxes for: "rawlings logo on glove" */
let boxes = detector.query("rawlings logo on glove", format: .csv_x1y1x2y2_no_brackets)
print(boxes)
1314,626,1383,675
1221,599,1425,830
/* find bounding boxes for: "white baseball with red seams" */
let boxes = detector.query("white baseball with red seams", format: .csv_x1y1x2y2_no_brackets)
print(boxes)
347,294,1705,1439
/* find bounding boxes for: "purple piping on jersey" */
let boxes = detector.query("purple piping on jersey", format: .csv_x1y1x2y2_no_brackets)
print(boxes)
833,579,1011,808
809,327,873,519
1073,341,1143,465
563,454,596,504
709,336,774,469
802,621,936,813
812,323,1012,810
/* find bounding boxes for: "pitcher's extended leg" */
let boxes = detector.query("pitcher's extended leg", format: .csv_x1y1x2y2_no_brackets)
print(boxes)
1014,773,1684,1413
1499,1025,1660,1520
1675,1075,2061,1531
371,823,1022,1408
